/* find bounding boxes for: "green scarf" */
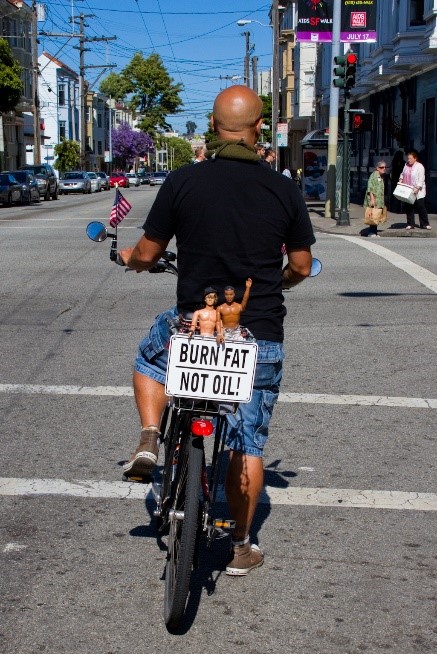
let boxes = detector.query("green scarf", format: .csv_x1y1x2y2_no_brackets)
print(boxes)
205,139,259,162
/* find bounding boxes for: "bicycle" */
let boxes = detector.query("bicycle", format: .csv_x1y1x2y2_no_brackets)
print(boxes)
86,220,322,629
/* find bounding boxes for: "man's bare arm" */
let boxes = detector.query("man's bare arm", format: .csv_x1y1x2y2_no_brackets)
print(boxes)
282,247,312,289
119,234,169,271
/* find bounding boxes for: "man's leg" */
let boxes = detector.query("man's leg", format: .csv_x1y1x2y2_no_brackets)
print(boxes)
123,309,173,478
133,370,167,428
225,450,264,541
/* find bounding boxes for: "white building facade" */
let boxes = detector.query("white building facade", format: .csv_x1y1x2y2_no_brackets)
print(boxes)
37,51,80,165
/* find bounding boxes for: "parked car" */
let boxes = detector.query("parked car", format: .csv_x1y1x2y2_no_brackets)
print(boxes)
149,171,168,186
59,171,92,194
19,163,58,200
87,171,101,192
126,172,141,187
7,170,40,204
109,172,130,188
96,172,110,190
136,170,150,185
0,173,22,206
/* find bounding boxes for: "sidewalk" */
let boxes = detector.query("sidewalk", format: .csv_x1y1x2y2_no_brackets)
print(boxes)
308,203,437,238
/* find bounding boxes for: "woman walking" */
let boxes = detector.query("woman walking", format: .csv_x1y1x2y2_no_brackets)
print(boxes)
398,149,431,231
364,161,386,237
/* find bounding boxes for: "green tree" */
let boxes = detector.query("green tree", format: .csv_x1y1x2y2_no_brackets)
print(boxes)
99,53,183,136
260,94,272,144
203,112,214,143
99,72,131,102
186,120,197,135
53,140,80,173
0,38,23,113
161,136,194,170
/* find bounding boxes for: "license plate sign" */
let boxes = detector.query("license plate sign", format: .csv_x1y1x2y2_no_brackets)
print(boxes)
165,335,258,403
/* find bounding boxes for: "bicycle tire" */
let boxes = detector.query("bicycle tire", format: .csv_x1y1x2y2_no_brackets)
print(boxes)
164,433,203,629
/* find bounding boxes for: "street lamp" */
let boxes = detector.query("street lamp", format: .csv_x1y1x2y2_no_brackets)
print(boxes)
237,19,271,28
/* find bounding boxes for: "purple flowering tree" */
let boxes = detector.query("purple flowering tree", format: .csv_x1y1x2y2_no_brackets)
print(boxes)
111,123,154,169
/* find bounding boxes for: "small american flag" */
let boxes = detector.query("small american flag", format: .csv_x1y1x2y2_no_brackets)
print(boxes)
109,189,132,228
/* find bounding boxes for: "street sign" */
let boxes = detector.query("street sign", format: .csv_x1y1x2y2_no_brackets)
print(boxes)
277,132,288,147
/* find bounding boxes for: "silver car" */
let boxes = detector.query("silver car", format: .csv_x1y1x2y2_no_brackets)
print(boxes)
87,171,102,192
96,172,110,190
149,171,168,186
126,172,141,187
59,171,92,194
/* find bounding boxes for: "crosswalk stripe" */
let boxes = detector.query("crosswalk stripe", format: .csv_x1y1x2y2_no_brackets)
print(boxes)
0,384,436,409
0,477,436,511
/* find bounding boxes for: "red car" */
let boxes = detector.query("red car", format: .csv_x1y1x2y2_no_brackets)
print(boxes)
109,172,130,188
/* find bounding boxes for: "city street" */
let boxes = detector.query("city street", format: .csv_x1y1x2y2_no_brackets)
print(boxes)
1,188,436,653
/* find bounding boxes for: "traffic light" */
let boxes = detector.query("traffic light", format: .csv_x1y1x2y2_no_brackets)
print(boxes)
333,55,347,88
351,113,373,132
345,53,358,90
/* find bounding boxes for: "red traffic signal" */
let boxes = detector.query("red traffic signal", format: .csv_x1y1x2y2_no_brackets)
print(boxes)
345,53,358,90
351,113,373,132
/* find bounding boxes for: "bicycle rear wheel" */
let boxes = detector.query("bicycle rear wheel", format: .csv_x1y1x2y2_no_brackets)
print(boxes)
164,433,203,629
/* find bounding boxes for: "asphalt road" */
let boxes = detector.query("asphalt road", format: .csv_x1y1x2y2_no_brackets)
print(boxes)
1,187,436,653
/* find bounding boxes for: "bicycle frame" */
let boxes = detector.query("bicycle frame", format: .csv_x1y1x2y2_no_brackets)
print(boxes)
152,397,237,629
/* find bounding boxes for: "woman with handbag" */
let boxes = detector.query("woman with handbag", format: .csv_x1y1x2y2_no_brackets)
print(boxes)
363,161,387,237
398,149,431,231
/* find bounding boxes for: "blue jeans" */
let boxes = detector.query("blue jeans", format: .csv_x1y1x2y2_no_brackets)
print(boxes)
135,308,284,457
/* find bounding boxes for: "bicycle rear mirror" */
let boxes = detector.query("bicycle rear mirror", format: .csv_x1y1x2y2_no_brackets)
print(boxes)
86,221,107,242
309,258,322,277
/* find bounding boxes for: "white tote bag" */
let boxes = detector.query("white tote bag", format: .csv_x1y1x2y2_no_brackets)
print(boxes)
393,183,416,204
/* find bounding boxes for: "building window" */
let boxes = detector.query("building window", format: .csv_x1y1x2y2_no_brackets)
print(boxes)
85,107,91,123
58,83,65,106
97,141,103,155
410,0,425,25
59,121,66,140
97,113,102,128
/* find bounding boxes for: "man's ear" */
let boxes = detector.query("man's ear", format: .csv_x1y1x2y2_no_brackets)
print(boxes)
255,116,263,137
210,115,216,133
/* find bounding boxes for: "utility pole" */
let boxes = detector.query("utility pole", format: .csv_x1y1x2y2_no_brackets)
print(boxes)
38,17,115,168
243,31,251,87
73,13,116,167
252,56,258,93
325,0,341,221
31,0,41,164
271,0,280,171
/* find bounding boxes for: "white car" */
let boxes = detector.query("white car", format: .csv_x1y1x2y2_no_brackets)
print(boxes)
126,172,141,187
87,172,102,192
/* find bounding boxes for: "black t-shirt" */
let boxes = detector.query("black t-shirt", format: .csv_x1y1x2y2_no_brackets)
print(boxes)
143,158,315,342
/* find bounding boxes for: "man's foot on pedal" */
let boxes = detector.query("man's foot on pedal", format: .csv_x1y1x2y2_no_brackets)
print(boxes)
123,426,160,478
226,542,264,576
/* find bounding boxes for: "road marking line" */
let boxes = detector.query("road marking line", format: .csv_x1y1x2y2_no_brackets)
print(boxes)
1,383,436,409
279,392,437,409
0,477,435,511
335,235,437,294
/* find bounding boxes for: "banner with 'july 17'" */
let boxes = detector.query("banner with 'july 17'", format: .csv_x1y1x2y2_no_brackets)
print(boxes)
296,0,377,43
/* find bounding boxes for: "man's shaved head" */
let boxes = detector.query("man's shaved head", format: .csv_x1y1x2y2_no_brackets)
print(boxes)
211,86,263,143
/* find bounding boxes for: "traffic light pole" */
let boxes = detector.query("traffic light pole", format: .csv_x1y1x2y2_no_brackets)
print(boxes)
337,93,351,225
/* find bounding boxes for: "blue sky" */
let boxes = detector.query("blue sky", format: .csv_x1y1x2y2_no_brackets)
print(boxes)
37,1,273,134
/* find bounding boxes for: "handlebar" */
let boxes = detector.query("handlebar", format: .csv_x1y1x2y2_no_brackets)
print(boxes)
86,221,178,276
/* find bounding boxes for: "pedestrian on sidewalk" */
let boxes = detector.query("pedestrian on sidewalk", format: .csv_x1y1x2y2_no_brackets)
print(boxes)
398,150,432,231
363,161,387,237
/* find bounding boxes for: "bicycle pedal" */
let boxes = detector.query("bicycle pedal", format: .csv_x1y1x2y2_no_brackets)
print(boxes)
212,519,236,530
122,473,150,483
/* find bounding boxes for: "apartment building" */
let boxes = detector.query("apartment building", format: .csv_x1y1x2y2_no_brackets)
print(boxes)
0,0,33,169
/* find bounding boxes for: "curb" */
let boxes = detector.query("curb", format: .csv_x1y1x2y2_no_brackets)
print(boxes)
308,203,437,238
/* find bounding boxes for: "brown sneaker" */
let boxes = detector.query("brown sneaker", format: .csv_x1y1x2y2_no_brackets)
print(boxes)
123,427,160,478
226,542,264,576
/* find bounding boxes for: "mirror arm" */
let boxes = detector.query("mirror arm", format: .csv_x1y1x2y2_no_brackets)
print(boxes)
109,235,118,262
